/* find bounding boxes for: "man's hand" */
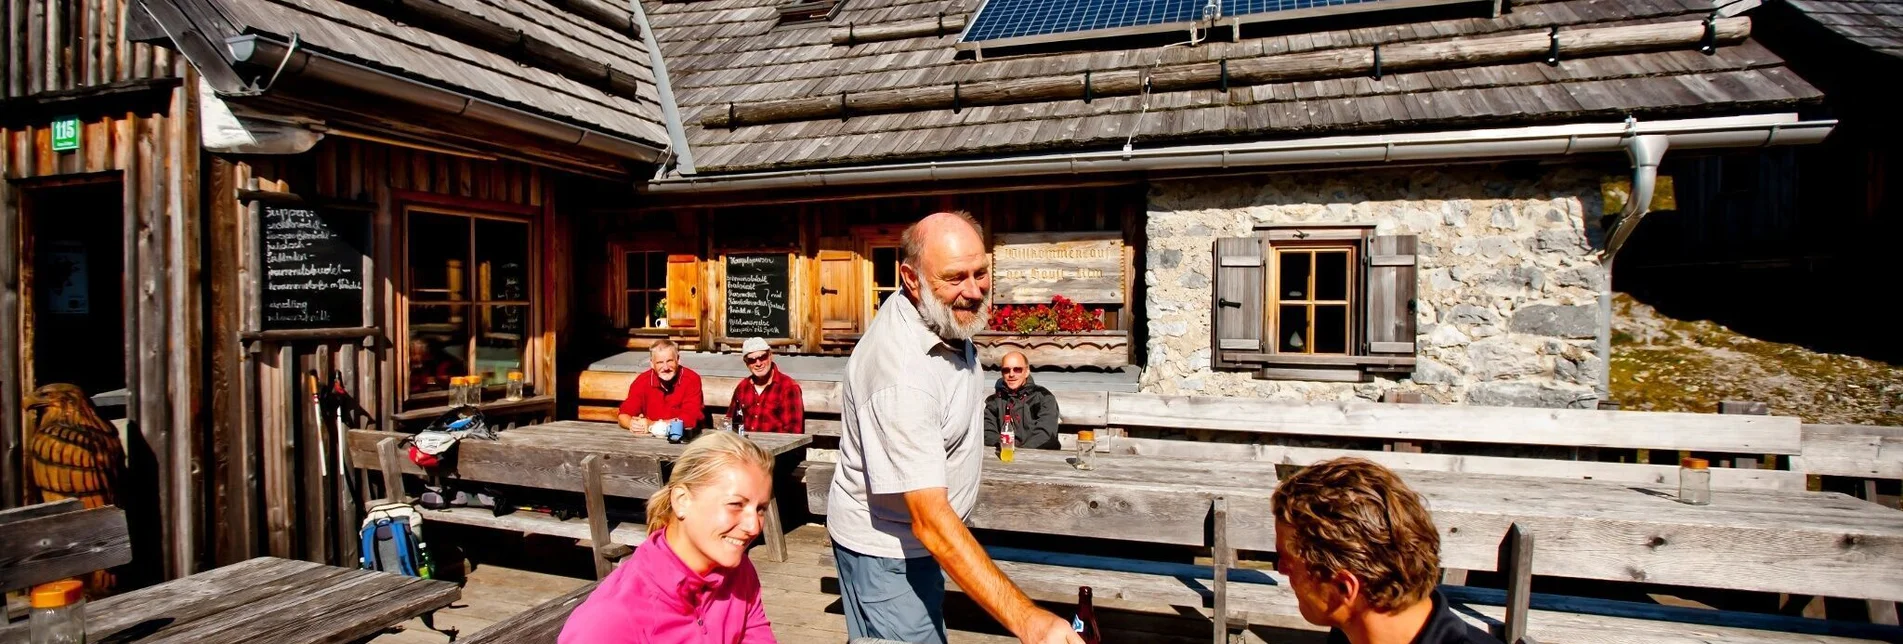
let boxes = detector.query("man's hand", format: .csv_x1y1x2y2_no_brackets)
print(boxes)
1012,609,1084,644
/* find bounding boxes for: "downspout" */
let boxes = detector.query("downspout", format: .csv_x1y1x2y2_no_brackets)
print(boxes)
1595,131,1669,402
628,0,696,176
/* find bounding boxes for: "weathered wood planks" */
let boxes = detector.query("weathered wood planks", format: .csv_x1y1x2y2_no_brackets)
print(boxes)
0,501,131,592
460,580,601,644
0,556,458,643
577,369,1111,426
801,448,1903,602
1795,424,1903,479
1105,394,1804,454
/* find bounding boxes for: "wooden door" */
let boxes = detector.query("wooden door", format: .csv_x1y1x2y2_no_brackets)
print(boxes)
818,249,857,333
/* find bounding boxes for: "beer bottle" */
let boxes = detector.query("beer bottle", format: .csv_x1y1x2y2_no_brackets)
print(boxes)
1073,585,1101,643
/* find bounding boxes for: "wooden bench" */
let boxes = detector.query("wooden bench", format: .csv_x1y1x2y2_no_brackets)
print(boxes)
460,580,600,643
1793,423,1903,625
0,499,132,594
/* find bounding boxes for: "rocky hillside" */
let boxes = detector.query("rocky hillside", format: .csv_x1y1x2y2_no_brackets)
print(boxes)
1610,293,1903,425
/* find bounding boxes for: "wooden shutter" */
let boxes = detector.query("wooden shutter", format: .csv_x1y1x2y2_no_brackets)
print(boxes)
665,255,698,327
817,249,857,332
1211,238,1265,367
1364,235,1418,355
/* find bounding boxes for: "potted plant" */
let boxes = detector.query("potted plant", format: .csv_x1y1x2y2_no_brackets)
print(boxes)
976,296,1129,368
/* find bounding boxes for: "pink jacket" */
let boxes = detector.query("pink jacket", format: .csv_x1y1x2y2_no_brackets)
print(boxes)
558,528,777,644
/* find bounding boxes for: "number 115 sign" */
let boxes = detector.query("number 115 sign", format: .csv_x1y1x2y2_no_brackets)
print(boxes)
52,116,80,152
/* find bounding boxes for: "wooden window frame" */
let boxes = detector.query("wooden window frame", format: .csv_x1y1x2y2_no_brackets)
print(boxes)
1212,224,1417,382
1269,243,1357,356
852,225,904,328
609,241,701,339
397,204,540,407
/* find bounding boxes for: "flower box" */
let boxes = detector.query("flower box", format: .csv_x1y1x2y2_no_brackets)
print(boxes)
974,330,1130,368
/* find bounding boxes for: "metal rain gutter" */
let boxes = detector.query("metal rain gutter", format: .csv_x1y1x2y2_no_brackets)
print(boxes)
225,34,668,164
627,0,696,176
641,113,1836,194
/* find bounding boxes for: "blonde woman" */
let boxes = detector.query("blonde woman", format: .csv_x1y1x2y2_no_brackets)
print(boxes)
560,431,778,644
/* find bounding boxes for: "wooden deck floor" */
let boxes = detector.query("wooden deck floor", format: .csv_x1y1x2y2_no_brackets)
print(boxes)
366,523,1271,644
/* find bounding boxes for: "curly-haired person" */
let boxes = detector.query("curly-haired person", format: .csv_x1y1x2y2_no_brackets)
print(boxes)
1273,458,1502,644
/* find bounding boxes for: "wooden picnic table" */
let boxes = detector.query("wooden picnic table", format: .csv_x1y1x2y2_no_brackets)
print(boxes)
806,448,1903,602
0,557,457,643
347,420,814,569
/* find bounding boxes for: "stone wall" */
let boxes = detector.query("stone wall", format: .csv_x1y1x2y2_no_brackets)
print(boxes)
1141,165,1612,408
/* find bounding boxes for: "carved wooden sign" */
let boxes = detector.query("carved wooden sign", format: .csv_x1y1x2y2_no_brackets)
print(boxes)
990,232,1123,304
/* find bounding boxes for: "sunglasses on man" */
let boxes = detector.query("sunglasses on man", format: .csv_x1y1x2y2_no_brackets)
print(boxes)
1002,366,1027,374
744,353,771,365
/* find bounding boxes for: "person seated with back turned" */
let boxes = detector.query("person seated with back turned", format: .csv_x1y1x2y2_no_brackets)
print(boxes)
1273,457,1502,644
983,351,1060,450
727,337,806,434
617,338,706,433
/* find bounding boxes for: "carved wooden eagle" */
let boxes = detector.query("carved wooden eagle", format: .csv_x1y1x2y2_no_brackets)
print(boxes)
26,383,126,594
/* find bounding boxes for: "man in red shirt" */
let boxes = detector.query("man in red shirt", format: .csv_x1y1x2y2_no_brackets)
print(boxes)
727,337,805,434
617,339,705,432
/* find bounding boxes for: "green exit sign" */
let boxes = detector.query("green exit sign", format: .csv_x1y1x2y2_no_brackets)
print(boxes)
51,116,80,152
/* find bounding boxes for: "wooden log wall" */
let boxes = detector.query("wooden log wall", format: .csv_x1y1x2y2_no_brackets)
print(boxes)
205,139,566,567
2,0,199,582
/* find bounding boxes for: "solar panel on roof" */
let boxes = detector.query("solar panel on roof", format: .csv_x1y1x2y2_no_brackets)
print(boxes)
960,0,1213,46
958,0,1494,49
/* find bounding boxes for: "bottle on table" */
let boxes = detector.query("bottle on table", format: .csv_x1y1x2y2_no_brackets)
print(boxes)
734,404,747,435
1075,430,1097,470
999,430,1015,463
504,369,524,401
29,578,85,644
1072,585,1101,644
465,375,483,406
1678,457,1711,505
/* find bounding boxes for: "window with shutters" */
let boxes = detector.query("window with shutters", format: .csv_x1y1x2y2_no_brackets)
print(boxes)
611,242,699,332
1210,224,1417,381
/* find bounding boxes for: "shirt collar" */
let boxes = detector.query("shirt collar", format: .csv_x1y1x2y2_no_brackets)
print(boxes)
885,290,968,358
637,527,730,612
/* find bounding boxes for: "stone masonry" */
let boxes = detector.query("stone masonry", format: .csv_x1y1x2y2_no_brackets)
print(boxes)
1141,165,1612,408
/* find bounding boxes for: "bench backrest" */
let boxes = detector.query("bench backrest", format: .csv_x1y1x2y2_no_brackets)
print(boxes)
1794,424,1903,479
345,429,667,498
577,370,1108,431
462,580,599,643
0,499,132,593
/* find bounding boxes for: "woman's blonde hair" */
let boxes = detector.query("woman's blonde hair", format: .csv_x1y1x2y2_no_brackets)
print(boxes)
647,431,775,532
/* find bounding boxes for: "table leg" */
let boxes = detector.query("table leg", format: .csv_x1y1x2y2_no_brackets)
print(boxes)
1213,496,1230,644
1499,524,1535,644
1869,600,1899,626
763,499,788,563
583,455,615,579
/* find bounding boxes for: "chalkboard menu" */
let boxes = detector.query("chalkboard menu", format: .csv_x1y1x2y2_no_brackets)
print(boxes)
259,201,369,330
725,254,790,338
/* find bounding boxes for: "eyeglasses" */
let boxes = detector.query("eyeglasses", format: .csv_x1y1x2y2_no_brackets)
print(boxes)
744,353,771,365
1003,367,1027,374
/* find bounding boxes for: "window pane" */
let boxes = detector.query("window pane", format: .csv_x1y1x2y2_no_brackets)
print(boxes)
408,304,469,394
409,213,470,301
627,291,661,329
1277,305,1310,353
1315,251,1349,301
476,219,530,302
644,252,667,290
1314,305,1348,354
624,252,644,289
873,247,898,288
475,305,529,385
1278,251,1310,301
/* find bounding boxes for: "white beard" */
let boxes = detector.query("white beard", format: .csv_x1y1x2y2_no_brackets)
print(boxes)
916,289,990,342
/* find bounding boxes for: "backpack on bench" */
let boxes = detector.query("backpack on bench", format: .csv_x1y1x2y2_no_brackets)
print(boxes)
360,501,435,579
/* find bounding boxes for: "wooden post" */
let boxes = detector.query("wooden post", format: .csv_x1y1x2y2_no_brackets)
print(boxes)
1212,496,1231,644
1498,524,1535,644
582,454,614,579
0,176,19,510
376,436,404,503
763,496,787,563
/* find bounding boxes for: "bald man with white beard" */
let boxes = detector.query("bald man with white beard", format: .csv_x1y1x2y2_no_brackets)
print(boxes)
827,212,1083,644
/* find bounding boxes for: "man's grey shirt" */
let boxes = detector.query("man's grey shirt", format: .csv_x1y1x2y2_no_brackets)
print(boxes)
827,291,985,559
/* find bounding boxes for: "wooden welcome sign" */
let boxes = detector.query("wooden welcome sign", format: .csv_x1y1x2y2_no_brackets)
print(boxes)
990,231,1123,304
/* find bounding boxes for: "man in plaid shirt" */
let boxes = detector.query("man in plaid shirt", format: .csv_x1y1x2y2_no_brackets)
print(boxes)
727,337,806,434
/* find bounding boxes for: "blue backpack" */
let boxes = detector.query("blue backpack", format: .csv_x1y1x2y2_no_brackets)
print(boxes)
360,501,432,578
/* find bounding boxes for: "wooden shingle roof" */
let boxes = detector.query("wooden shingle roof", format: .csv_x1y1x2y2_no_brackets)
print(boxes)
1783,0,1903,59
208,0,672,148
649,0,1823,173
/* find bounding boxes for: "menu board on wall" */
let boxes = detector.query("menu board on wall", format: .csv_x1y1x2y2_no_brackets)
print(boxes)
258,201,369,330
725,254,790,339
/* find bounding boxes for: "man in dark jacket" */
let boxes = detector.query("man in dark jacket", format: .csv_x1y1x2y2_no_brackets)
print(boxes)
983,351,1060,450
